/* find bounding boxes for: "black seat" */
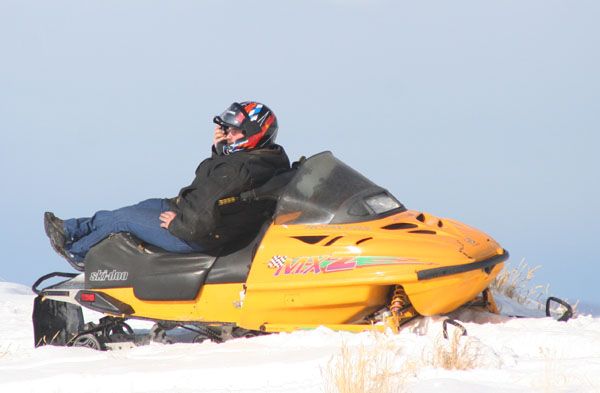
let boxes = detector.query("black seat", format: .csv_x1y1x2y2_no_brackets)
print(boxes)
84,233,216,301
83,222,270,301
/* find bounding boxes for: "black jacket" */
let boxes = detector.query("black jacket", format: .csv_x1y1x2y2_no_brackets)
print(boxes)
168,144,290,248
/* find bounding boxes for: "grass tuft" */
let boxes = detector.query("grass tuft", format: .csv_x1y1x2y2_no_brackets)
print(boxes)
491,259,579,317
424,329,480,370
321,333,414,393
491,258,548,306
0,343,12,358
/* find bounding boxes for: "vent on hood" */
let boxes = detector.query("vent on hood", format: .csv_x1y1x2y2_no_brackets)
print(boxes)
408,230,437,235
291,236,327,244
324,236,343,246
382,223,418,230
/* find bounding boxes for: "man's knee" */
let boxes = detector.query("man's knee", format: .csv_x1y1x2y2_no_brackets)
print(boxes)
93,210,116,228
113,220,131,233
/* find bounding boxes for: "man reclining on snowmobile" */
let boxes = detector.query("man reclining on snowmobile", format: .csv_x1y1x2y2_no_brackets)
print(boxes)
44,101,290,269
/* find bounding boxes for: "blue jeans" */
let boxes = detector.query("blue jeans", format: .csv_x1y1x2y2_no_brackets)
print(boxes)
63,198,204,262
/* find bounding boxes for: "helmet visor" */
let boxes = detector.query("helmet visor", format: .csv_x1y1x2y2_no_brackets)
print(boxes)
213,102,247,130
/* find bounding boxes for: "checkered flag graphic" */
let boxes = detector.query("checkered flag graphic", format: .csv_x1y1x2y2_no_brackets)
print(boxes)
268,255,287,269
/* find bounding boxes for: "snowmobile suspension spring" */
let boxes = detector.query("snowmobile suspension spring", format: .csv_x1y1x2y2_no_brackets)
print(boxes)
389,285,410,315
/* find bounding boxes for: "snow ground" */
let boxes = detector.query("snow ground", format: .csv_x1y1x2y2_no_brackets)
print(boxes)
1,281,599,393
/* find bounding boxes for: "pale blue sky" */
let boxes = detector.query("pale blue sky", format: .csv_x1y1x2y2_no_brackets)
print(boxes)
1,1,599,305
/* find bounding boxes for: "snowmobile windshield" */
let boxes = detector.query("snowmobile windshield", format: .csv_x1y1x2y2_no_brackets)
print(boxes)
274,152,405,225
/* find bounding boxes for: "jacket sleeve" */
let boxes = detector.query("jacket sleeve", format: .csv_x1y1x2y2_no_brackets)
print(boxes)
168,162,250,243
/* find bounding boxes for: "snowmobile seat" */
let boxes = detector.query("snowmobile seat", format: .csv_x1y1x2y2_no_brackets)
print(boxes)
84,233,217,301
83,221,271,301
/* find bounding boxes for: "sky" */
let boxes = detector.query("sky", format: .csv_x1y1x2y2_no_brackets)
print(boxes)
1,1,599,304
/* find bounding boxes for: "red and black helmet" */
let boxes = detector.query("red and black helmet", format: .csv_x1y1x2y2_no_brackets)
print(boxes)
213,101,278,153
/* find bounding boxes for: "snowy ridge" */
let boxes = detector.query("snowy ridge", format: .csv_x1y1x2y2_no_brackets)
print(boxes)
0,282,599,392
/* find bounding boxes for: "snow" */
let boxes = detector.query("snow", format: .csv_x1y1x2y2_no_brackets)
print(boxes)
1,281,599,393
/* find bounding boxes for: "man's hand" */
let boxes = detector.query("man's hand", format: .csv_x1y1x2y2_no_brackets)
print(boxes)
213,125,227,148
159,211,177,229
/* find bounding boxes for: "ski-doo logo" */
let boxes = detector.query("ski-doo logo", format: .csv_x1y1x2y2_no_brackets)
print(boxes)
89,269,129,282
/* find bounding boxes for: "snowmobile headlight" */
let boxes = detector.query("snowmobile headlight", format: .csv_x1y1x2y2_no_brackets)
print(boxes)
365,193,401,214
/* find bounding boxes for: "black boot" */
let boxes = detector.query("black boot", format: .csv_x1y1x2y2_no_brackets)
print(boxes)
44,212,66,247
44,212,84,271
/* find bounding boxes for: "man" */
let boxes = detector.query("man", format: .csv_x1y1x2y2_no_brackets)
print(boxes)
44,101,290,269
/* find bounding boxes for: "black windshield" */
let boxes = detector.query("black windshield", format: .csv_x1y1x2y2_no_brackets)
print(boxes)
274,152,405,225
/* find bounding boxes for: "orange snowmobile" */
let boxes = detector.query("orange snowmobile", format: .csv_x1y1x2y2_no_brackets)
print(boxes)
33,151,510,349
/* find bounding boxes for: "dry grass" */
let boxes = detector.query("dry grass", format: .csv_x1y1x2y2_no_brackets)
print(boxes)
491,259,579,317
423,329,480,371
0,343,12,358
321,333,414,393
491,258,548,306
532,347,598,392
532,347,593,393
321,328,485,393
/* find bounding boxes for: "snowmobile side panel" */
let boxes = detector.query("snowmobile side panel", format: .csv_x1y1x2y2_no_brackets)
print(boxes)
133,270,208,301
239,284,391,331
33,295,84,347
98,283,244,322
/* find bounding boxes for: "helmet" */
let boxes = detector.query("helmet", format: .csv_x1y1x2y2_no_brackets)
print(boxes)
213,101,278,154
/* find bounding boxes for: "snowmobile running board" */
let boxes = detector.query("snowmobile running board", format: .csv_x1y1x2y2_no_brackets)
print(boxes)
260,323,389,333
259,316,420,334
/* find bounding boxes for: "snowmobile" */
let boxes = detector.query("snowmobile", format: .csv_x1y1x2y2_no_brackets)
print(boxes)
33,151,514,350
